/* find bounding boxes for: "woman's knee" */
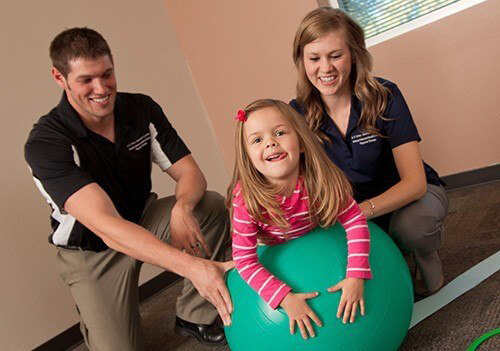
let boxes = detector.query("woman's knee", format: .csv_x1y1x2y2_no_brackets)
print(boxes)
391,207,443,254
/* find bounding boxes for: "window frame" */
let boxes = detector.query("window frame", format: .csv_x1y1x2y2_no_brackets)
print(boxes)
326,0,489,47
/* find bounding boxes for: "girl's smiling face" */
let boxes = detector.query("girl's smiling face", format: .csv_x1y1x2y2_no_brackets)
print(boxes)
244,107,301,195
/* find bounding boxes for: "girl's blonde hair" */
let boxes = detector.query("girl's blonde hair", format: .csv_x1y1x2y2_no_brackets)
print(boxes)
293,7,390,141
226,99,352,229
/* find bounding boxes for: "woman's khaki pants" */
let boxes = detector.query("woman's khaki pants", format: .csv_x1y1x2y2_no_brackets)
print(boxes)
372,184,449,292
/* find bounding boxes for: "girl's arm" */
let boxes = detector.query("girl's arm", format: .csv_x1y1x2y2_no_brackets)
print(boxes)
232,197,322,339
358,141,427,219
338,198,372,279
330,198,372,323
231,199,291,309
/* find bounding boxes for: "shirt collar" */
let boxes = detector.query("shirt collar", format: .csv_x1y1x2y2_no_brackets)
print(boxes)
56,92,132,139
319,94,363,138
56,92,89,139
276,176,304,205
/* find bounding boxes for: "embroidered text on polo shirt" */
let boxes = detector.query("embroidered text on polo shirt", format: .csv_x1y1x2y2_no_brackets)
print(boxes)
127,132,151,151
351,132,378,145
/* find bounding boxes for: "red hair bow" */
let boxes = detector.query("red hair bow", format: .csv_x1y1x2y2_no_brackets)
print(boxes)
235,109,247,122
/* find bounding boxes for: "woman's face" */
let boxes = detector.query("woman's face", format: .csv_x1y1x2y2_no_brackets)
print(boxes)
302,30,352,99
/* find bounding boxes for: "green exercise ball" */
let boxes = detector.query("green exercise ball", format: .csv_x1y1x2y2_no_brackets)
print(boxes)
224,222,413,351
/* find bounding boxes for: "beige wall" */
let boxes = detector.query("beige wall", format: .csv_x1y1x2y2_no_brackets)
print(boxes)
0,1,228,349
164,0,319,171
165,0,499,177
369,0,500,175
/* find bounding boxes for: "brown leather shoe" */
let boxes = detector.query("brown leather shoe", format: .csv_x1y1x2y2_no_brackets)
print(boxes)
174,316,227,346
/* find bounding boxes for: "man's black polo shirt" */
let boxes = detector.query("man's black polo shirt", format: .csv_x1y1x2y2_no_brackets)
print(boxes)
25,92,190,251
290,78,443,202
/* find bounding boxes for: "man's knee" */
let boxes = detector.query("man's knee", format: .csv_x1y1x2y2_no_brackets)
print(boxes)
70,277,143,351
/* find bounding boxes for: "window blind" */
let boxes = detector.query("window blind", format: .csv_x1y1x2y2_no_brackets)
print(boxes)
338,0,461,38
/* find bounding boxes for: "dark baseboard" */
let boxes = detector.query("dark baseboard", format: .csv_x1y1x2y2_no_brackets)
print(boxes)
33,324,82,351
32,164,500,350
33,271,181,351
442,163,500,190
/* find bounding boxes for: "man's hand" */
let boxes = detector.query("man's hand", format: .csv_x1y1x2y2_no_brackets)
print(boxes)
170,202,211,257
279,291,322,339
187,259,235,326
328,277,365,323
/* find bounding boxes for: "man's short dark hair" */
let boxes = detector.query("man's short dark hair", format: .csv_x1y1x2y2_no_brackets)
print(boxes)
49,27,113,78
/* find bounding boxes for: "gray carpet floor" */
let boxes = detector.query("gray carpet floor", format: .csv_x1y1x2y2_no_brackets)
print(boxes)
73,181,500,351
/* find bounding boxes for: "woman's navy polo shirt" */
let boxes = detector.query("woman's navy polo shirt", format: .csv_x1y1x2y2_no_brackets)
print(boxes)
290,78,443,202
25,92,190,251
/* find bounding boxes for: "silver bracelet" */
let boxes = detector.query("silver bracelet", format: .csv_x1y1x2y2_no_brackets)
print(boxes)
364,199,375,217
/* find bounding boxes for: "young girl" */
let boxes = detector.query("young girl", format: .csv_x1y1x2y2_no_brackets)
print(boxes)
226,99,372,340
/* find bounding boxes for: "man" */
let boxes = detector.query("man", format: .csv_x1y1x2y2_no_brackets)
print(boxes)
24,27,233,350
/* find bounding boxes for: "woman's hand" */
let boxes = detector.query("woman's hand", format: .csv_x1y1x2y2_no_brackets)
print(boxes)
358,201,374,219
279,291,322,339
328,278,365,323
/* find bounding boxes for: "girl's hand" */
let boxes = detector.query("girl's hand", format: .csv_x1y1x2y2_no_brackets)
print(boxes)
279,291,323,339
328,278,365,323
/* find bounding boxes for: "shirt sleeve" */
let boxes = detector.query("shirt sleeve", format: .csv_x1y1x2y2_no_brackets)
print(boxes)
24,132,94,212
231,189,292,309
337,198,372,279
381,82,421,149
145,96,191,171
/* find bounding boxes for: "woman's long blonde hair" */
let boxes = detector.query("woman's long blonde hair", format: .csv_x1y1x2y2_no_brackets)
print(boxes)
293,7,389,141
226,99,352,229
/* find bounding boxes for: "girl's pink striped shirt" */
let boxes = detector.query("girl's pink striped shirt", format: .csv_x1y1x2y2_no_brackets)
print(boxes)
231,178,372,309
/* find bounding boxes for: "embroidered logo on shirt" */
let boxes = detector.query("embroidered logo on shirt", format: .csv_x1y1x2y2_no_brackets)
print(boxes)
351,132,377,146
127,133,151,151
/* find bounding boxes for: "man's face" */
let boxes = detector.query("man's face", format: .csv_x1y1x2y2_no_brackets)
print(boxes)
52,55,117,121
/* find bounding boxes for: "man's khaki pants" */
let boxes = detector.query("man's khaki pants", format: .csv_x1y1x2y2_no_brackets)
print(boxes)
56,191,230,351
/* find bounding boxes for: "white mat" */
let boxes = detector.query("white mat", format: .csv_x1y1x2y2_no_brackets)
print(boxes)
410,250,500,328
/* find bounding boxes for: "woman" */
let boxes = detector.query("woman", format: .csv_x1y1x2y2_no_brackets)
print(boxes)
290,7,448,296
